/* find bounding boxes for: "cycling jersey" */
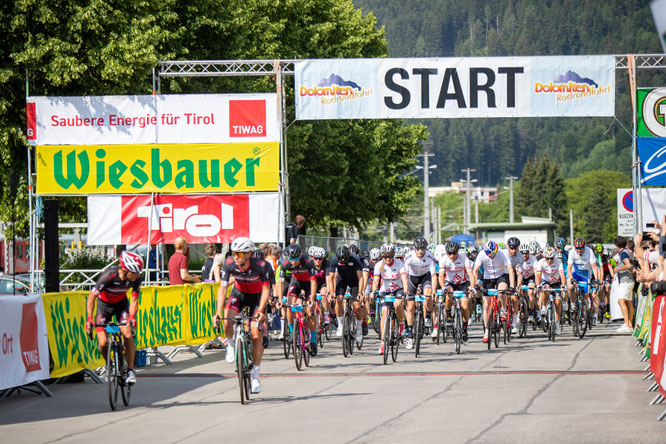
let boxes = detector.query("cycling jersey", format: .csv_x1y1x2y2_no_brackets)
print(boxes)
517,255,536,278
474,250,510,280
501,249,523,269
329,255,362,284
567,246,597,282
280,255,317,283
439,254,471,285
313,259,330,288
221,256,271,294
359,256,371,274
535,258,564,284
373,259,406,293
403,250,437,277
92,266,142,304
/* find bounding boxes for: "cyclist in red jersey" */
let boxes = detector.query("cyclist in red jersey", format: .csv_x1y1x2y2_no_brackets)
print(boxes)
86,251,144,385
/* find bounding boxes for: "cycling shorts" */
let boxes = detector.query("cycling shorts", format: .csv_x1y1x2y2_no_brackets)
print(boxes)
287,278,311,299
540,281,562,299
603,272,612,282
521,276,536,285
95,298,130,333
407,273,433,295
444,281,470,295
316,281,328,293
482,274,509,291
335,285,359,301
379,289,405,306
225,287,260,318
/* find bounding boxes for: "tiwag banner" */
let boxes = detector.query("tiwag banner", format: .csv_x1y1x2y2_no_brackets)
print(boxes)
0,295,50,390
27,93,279,145
87,193,279,245
295,56,615,120
637,137,666,185
637,88,666,137
617,188,666,234
36,142,279,195
650,295,666,386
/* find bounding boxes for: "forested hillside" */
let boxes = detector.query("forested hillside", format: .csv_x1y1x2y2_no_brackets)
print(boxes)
353,0,666,186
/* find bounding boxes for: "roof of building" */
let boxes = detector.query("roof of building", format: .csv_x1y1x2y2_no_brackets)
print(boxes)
469,221,559,231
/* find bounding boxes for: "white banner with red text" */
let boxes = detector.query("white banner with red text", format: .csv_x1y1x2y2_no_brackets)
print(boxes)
295,56,615,120
0,294,50,390
87,193,279,245
27,93,278,145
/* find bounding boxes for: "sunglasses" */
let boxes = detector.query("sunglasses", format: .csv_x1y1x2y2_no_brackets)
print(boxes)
288,257,299,262
575,247,584,251
313,257,323,261
232,252,247,258
447,252,457,255
509,246,517,250
546,257,554,261
382,255,394,259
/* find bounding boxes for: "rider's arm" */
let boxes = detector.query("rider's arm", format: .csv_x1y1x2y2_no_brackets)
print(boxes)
535,270,542,288
507,263,515,288
129,292,139,321
215,264,231,317
362,270,369,294
86,291,97,325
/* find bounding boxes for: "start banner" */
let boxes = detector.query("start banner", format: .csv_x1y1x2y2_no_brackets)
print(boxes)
36,142,279,195
295,56,615,120
87,193,279,245
27,93,279,145
0,295,50,390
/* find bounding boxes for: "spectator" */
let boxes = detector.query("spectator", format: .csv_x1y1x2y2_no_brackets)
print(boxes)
210,252,226,283
168,237,201,285
266,244,281,272
287,214,306,244
201,243,217,282
613,236,635,333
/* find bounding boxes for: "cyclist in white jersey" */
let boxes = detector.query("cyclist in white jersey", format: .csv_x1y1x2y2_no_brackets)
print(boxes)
516,244,538,324
473,240,515,343
438,241,472,344
535,246,566,334
402,237,438,350
502,237,523,333
372,242,409,355
567,237,600,323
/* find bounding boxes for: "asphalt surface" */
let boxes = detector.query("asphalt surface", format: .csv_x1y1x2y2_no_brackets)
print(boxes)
0,319,664,443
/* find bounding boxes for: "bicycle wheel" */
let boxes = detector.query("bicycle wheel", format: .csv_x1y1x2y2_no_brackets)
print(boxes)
235,336,247,404
119,342,130,407
454,309,461,354
303,324,311,368
578,303,587,339
519,301,528,338
347,315,355,355
355,320,363,351
548,305,555,342
571,303,579,337
493,309,500,348
502,318,508,345
391,315,399,362
414,312,422,357
293,320,303,370
282,320,291,359
436,306,443,345
486,307,492,351
342,312,350,358
383,312,391,365
107,339,119,411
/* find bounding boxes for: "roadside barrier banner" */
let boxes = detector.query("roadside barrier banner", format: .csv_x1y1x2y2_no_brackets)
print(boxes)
634,285,648,338
650,295,666,383
42,284,220,377
0,295,50,390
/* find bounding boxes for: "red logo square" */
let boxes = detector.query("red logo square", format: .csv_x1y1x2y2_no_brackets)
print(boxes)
26,102,36,140
229,100,266,137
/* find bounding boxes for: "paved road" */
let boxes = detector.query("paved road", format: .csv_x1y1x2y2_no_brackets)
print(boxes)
1,321,663,443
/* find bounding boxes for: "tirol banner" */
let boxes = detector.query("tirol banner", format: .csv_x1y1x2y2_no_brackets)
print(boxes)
0,295,50,390
616,188,666,234
36,142,279,195
637,137,666,186
637,88,666,137
87,193,279,245
27,93,279,145
42,284,220,378
295,56,615,120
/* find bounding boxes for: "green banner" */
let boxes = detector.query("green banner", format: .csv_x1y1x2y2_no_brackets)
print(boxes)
637,87,666,137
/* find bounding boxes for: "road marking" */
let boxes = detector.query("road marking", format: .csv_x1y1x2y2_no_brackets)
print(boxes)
140,370,644,378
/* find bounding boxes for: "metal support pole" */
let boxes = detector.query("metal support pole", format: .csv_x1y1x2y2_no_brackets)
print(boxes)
570,209,575,243
506,176,518,224
475,196,479,224
424,152,430,240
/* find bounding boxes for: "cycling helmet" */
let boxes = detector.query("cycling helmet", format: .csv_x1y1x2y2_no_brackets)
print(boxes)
120,251,143,274
360,249,369,259
467,247,479,262
433,244,446,261
507,237,521,248
528,240,541,255
518,244,529,254
336,245,350,262
308,246,317,257
414,237,428,251
349,244,359,255
253,248,265,259
427,243,436,253
395,247,406,258
543,246,556,259
556,237,566,249
555,252,563,260
573,237,586,249
284,243,302,259
445,241,460,254
380,242,395,256
311,247,326,259
595,244,603,254
370,248,381,261
231,237,255,253
484,240,498,256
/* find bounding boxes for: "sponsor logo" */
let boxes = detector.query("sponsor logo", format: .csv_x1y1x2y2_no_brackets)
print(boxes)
534,70,611,102
136,202,234,238
26,102,36,141
641,141,666,184
299,74,373,105
641,88,666,137
229,100,266,137
20,302,41,373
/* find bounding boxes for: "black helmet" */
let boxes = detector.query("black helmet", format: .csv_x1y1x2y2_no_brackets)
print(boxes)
336,245,350,262
360,250,369,259
253,248,265,259
507,237,520,248
445,241,459,254
285,243,301,259
467,247,479,262
349,244,359,255
414,237,428,251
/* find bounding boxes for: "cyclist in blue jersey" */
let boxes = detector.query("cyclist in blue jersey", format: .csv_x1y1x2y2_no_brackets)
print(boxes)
566,237,600,324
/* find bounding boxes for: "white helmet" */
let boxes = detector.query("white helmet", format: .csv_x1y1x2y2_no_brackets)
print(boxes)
380,242,395,255
311,247,326,259
370,248,381,260
434,244,447,261
528,240,541,255
231,237,254,253
120,251,143,274
308,246,317,256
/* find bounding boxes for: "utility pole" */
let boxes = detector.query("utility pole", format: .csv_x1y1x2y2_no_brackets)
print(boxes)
506,176,518,224
421,151,436,241
475,196,479,224
461,168,477,234
569,209,575,244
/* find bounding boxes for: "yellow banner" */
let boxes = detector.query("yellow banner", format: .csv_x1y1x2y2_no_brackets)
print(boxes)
36,142,279,195
42,283,221,378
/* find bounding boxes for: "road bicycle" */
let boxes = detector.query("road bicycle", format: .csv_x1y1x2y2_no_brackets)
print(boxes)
380,292,400,365
215,307,254,405
413,285,428,357
517,285,531,338
482,288,501,350
280,296,291,359
314,293,326,349
288,303,311,371
499,289,514,345
433,289,448,345
340,287,361,357
540,286,562,342
89,321,131,411
451,290,468,354
571,281,595,339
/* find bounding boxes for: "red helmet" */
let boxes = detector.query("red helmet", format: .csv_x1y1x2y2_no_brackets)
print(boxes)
120,251,143,274
573,237,586,249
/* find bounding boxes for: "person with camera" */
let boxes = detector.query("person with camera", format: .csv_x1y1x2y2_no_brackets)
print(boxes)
613,236,635,333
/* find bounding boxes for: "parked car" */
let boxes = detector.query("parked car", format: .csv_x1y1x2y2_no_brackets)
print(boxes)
0,276,30,295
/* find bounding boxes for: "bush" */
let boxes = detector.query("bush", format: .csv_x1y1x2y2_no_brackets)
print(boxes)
60,248,112,283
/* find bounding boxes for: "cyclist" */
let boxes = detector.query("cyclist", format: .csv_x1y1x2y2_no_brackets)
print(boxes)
555,238,568,267
516,243,538,325
502,237,522,334
594,243,613,319
86,251,143,385
254,248,273,348
355,246,372,336
310,247,332,327
395,246,406,261
438,241,472,344
372,243,409,355
472,240,515,344
403,237,438,350
567,237,600,325
330,245,364,345
213,237,271,394
365,248,381,325
535,246,566,335
529,240,543,261
278,243,318,355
